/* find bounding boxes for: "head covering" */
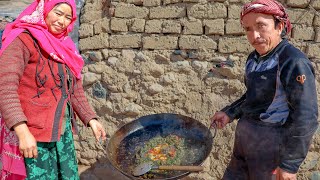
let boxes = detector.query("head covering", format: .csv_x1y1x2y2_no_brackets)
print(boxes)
240,0,292,35
0,0,83,79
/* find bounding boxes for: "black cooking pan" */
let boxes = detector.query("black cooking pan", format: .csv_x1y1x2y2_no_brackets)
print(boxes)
106,113,215,180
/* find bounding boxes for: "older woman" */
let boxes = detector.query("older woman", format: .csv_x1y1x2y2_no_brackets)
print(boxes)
0,0,106,179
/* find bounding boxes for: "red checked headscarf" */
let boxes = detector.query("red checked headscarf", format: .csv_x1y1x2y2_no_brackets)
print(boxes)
0,0,84,79
240,0,292,35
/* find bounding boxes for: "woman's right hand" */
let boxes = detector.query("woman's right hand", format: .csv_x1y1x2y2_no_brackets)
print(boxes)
210,111,230,129
13,122,38,158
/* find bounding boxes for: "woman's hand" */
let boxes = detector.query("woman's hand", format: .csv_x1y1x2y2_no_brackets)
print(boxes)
88,119,107,142
210,111,230,129
13,122,38,158
278,168,297,180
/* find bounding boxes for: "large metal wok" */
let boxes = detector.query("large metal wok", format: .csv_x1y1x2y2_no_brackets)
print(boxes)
106,113,215,180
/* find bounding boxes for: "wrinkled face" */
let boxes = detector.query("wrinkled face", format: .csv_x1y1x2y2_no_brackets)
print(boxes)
45,3,72,35
242,13,284,56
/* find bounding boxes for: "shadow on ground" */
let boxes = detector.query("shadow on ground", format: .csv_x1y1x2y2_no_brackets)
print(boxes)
79,157,196,180
79,157,131,180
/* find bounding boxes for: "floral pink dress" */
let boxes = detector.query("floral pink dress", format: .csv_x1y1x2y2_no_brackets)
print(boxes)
0,116,26,180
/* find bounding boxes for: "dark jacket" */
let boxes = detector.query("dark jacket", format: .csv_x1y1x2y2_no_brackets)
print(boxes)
222,39,318,173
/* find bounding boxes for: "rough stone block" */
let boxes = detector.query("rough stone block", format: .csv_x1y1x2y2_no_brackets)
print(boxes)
79,33,109,51
311,0,320,9
315,28,320,42
182,0,200,2
226,19,244,35
287,0,310,8
145,20,162,33
109,34,142,48
143,35,178,49
306,43,320,58
292,25,315,41
188,3,227,19
162,20,182,34
204,19,224,35
101,49,109,59
79,23,94,38
129,19,146,32
181,19,203,35
187,4,207,18
241,0,253,2
228,4,242,19
164,0,182,5
287,9,314,26
208,3,227,18
143,0,161,6
126,0,144,5
150,6,186,19
207,0,225,2
218,37,252,53
80,11,103,24
114,4,148,18
94,17,111,34
179,35,217,49
314,15,320,26
86,51,103,62
110,18,128,32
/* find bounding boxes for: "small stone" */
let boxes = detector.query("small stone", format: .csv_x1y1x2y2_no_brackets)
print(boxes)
107,57,118,66
173,61,191,73
173,49,182,55
124,103,143,116
87,51,103,62
88,63,106,74
170,54,185,61
135,52,150,61
82,72,101,86
133,70,142,75
311,171,320,180
122,49,136,61
148,84,164,94
192,60,208,72
180,51,188,58
92,82,107,99
188,51,198,59
155,54,170,64
210,56,227,63
161,73,176,85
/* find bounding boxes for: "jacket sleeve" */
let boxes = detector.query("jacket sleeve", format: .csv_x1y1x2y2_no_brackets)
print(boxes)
279,57,319,173
70,78,98,126
221,94,246,122
0,36,30,129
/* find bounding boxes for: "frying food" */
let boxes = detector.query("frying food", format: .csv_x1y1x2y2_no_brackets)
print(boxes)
135,134,185,178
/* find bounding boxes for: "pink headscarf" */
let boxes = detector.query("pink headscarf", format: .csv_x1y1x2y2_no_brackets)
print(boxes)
0,0,84,79
240,0,292,35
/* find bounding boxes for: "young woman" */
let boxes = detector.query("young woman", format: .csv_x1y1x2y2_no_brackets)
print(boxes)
0,0,106,179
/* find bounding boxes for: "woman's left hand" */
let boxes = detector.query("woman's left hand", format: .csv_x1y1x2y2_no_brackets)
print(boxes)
88,119,107,142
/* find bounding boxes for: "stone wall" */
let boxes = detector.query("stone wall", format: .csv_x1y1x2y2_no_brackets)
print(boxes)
77,0,320,179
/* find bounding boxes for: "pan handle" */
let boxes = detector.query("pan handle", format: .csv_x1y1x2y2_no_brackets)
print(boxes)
209,121,217,139
158,165,204,172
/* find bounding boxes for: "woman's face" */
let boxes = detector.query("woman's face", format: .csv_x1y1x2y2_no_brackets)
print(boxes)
45,3,72,35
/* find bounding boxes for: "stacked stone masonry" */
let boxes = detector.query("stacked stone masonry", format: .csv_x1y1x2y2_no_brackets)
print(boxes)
79,0,320,54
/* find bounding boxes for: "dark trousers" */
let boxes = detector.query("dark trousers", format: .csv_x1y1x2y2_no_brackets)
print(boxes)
223,118,282,180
